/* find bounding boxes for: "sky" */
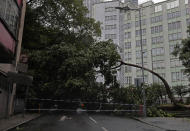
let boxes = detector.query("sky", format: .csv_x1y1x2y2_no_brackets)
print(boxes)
139,0,166,4
105,0,168,4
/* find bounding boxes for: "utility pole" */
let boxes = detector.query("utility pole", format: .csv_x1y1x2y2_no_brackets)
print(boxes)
116,4,146,117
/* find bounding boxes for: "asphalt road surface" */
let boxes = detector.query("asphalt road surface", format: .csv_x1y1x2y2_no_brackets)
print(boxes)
11,112,165,131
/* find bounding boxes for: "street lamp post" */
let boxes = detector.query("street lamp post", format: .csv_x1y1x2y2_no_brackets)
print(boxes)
116,5,146,117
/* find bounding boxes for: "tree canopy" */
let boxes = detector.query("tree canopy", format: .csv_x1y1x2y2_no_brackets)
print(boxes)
173,26,190,76
22,0,120,100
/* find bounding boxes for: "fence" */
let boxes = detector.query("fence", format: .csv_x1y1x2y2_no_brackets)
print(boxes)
25,98,144,117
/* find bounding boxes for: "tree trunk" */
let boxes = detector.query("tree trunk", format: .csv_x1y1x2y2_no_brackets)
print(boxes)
119,61,178,106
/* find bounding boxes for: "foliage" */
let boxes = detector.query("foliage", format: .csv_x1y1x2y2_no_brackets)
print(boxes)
109,83,167,107
109,85,143,105
186,97,190,104
147,106,173,117
173,26,190,76
23,0,120,100
146,83,167,106
173,85,188,103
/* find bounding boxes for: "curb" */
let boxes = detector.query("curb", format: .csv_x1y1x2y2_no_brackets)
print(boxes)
2,114,41,131
130,117,174,131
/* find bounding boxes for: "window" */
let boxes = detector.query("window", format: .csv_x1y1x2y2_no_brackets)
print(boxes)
168,32,182,41
135,19,146,27
125,42,131,49
105,24,116,30
105,15,117,21
185,0,189,4
136,39,147,47
152,36,164,44
169,45,176,54
125,66,132,73
168,21,181,31
170,59,182,67
151,15,163,24
167,0,179,10
152,48,164,56
187,19,190,26
152,61,165,69
127,12,131,20
124,23,131,29
167,11,181,19
125,76,132,84
151,25,163,34
125,52,132,61
105,34,117,39
136,29,146,36
171,71,187,81
125,32,131,39
136,50,147,59
105,7,116,12
155,5,162,12
186,8,190,15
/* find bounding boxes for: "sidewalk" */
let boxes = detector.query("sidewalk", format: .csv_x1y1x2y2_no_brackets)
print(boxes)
134,117,190,131
0,113,40,131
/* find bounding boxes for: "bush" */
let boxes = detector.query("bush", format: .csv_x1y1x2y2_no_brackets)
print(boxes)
147,106,173,117
186,97,190,104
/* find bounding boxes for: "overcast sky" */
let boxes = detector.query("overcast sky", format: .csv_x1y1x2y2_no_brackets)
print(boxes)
139,0,166,4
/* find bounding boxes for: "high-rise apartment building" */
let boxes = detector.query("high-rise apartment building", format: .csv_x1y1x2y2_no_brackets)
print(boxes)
92,0,126,84
123,0,190,87
83,0,102,17
124,0,138,4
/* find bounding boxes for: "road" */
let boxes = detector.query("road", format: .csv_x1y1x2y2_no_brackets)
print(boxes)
11,112,165,131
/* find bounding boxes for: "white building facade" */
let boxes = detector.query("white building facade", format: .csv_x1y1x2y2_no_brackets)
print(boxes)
123,0,190,87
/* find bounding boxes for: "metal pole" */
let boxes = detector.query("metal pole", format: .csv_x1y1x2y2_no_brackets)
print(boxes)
139,9,146,117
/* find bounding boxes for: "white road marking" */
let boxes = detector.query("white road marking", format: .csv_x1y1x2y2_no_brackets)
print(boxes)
89,116,97,124
59,116,66,121
101,127,108,131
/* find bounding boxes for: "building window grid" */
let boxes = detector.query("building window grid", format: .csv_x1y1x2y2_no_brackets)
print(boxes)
136,29,146,36
171,72,187,81
167,11,181,19
125,66,132,73
136,50,147,59
168,32,182,41
105,24,117,30
152,36,164,44
105,7,116,12
155,5,162,12
125,42,131,49
136,39,147,47
135,19,146,27
125,76,132,84
105,15,117,21
151,25,163,34
170,59,182,67
151,15,163,24
105,34,117,39
187,18,190,26
166,0,179,10
185,0,189,4
125,32,131,39
152,61,165,69
124,23,131,30
152,48,165,56
186,8,190,15
125,52,132,61
168,21,181,31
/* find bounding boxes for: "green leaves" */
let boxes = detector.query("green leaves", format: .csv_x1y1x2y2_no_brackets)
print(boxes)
173,26,190,76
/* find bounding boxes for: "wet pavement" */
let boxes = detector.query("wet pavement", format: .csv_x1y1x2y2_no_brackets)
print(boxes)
9,113,165,131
